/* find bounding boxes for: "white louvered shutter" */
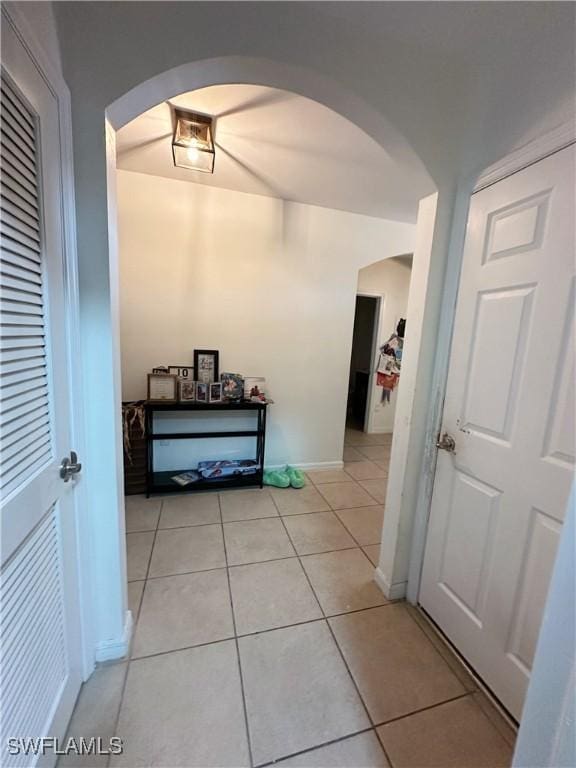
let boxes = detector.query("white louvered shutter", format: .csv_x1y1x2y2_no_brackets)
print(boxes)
1,74,52,498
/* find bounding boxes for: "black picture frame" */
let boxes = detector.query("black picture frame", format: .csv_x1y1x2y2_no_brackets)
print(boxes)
193,349,219,384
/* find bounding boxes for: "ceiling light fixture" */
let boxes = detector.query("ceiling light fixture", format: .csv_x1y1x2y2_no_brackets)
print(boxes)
171,108,215,173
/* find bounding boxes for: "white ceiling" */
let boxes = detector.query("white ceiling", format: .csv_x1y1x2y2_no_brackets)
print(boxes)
116,84,425,222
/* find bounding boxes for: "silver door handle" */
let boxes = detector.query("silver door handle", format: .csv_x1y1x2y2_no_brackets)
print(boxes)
436,432,456,453
60,450,82,482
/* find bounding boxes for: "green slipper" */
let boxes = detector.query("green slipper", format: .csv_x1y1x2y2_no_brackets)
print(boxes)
263,469,290,488
285,465,306,489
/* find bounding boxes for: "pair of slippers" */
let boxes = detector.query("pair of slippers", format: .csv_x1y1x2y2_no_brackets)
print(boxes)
263,465,306,489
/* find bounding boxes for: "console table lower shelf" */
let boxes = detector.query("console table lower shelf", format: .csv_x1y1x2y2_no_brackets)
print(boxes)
145,400,268,496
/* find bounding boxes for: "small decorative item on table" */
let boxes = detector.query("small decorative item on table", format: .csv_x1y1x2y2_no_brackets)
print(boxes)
152,366,169,374
221,372,244,401
209,382,222,403
179,379,196,402
147,373,178,403
193,349,219,383
195,381,209,403
169,365,193,380
244,377,267,402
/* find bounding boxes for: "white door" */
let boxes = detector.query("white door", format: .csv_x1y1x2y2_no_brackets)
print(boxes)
420,145,575,720
1,16,83,767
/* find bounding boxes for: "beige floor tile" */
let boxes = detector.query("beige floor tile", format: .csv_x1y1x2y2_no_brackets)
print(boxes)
329,604,466,723
359,478,388,504
336,506,384,546
59,663,127,767
125,495,161,533
224,518,295,566
344,429,374,446
307,469,352,484
317,482,378,510
364,433,393,446
301,549,387,615
148,524,225,577
132,570,233,657
220,488,279,522
377,695,514,767
277,731,390,767
283,511,357,555
229,558,321,634
374,460,390,472
126,531,154,581
343,446,366,462
405,606,477,693
357,445,392,462
362,544,381,566
127,580,144,622
239,621,370,765
344,460,388,481
270,485,330,515
112,642,249,767
159,492,220,528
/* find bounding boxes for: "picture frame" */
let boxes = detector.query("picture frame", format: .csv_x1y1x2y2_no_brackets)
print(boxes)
209,382,222,403
195,381,209,403
179,379,196,402
221,372,244,402
193,349,219,384
147,373,178,403
169,365,193,379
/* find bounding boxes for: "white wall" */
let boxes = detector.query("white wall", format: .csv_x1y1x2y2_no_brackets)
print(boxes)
118,170,416,467
357,257,412,433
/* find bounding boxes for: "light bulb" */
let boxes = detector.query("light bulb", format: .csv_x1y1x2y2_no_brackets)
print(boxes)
186,147,200,164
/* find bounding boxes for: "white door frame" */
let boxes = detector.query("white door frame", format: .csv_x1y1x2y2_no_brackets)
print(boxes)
406,122,576,605
3,2,93,679
355,291,383,434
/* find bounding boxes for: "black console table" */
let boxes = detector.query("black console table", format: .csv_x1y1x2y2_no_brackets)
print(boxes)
145,401,268,496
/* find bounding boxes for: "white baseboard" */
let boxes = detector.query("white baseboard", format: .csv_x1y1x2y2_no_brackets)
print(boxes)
374,567,407,601
94,609,133,663
266,460,344,471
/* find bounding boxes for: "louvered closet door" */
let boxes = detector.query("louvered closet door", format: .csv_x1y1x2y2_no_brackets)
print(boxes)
1,15,82,768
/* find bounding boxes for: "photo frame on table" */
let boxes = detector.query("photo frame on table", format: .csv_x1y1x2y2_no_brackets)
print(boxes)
221,372,244,401
193,349,219,384
179,379,196,402
147,373,178,403
196,381,209,403
209,382,222,403
169,365,193,379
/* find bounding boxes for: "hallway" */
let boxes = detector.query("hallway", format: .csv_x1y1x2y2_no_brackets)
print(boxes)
62,430,515,767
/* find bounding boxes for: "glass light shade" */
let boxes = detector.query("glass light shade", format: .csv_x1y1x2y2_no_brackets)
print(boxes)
172,109,215,173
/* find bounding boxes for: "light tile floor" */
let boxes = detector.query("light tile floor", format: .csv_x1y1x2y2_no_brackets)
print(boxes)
62,428,515,767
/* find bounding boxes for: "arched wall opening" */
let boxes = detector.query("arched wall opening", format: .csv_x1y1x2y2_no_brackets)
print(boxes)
90,55,443,666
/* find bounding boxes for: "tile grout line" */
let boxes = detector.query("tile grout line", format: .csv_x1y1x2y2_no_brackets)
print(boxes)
219,492,255,768
108,497,165,765
271,492,378,744
254,726,378,768
373,690,475,729
126,602,399,663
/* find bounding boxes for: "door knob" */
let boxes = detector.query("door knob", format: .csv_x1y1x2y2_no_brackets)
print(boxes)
436,432,456,453
60,450,82,482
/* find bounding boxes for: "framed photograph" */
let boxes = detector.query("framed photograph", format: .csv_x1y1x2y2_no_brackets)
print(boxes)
179,379,196,402
193,349,219,384
169,365,193,379
209,382,222,403
147,373,178,403
221,372,244,401
195,381,208,403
